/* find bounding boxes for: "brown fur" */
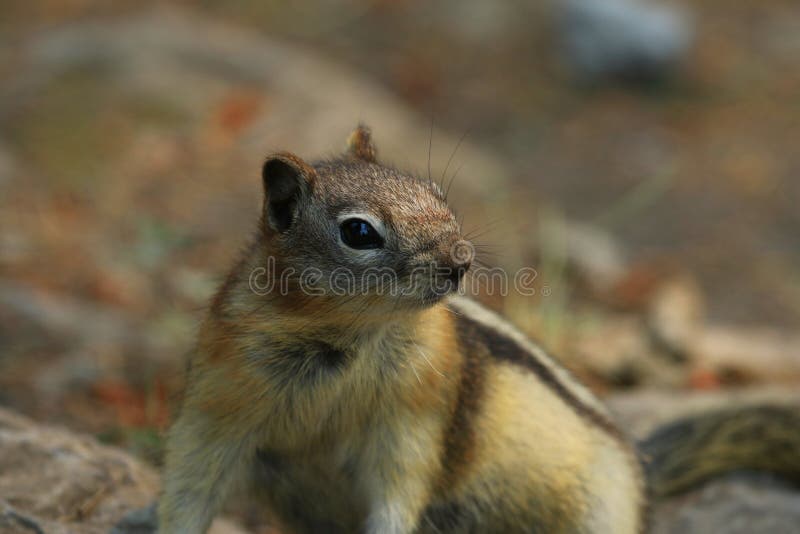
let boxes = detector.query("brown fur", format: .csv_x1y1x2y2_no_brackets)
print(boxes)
158,127,646,534
347,124,378,163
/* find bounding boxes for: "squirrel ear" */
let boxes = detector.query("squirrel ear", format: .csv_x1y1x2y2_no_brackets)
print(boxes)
346,124,377,163
262,153,315,232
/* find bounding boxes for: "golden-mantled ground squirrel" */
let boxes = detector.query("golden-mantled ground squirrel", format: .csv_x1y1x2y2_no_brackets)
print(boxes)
158,126,800,533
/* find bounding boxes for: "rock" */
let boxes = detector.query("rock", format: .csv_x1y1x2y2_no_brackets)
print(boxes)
111,503,250,534
557,0,693,81
0,408,248,534
608,387,800,440
652,475,800,534
691,326,800,384
647,275,705,360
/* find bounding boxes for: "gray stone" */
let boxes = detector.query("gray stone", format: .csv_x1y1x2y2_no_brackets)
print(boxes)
558,0,693,80
652,475,800,534
0,408,247,534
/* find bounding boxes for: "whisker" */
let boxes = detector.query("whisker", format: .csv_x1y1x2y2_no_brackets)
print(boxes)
413,338,445,378
470,242,500,252
408,359,422,385
425,514,445,534
445,160,466,201
463,219,504,241
472,258,497,270
441,128,470,194
439,303,463,317
473,251,502,264
427,115,434,186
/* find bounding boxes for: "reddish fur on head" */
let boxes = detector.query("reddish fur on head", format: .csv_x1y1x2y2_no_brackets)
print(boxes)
346,124,378,163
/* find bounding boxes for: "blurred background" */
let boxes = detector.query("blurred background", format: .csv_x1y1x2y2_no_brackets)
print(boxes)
1,1,799,532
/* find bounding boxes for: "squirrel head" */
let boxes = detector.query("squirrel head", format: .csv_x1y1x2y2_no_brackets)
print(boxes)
257,125,473,318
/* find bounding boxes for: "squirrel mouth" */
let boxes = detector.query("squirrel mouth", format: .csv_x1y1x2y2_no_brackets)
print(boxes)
419,293,447,307
419,281,461,306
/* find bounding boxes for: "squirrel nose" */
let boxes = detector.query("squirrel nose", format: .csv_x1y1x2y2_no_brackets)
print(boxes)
449,239,474,271
440,239,473,288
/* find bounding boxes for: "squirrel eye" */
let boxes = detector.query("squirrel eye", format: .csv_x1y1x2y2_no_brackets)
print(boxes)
340,218,384,249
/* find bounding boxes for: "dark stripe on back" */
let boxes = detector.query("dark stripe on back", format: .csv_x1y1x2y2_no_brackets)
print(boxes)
437,315,489,492
448,305,623,442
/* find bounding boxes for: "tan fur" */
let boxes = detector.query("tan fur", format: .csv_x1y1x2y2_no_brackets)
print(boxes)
158,127,646,533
